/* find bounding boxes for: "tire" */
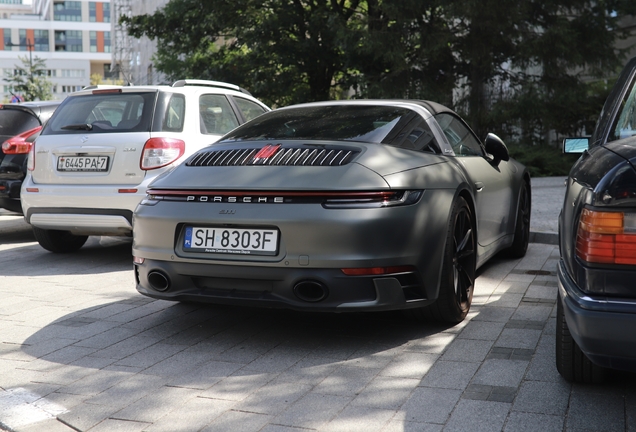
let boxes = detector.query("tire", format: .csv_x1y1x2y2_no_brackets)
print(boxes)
504,180,530,258
32,226,88,253
556,295,605,383
407,196,476,324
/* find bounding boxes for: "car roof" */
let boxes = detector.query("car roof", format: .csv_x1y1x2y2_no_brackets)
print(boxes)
77,80,255,98
276,99,457,116
0,100,62,119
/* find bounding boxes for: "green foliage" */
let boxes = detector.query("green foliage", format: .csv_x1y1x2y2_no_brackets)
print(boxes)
508,142,581,177
121,0,636,146
3,55,53,102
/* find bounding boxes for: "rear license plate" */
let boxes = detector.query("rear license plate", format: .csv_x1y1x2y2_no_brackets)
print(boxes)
183,226,279,255
57,156,109,172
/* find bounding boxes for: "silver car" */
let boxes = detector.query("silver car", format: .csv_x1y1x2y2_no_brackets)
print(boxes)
21,80,270,253
132,100,530,323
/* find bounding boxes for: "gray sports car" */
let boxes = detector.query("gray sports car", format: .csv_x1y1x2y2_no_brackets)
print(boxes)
132,100,531,323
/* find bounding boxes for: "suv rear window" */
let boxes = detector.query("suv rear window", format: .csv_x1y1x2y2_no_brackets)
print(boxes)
44,92,157,135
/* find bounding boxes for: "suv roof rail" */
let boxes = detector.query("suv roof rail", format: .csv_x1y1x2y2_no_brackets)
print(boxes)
82,85,123,91
171,79,253,96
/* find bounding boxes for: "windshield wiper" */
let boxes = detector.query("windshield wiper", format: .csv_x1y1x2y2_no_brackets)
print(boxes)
61,123,93,131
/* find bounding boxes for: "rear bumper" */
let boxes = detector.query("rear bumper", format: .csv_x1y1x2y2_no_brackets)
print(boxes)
21,176,146,234
557,259,636,371
0,178,23,213
135,258,430,312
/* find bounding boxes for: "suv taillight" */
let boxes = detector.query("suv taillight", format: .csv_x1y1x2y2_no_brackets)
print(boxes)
140,138,185,170
575,208,636,265
27,140,35,171
1,126,42,154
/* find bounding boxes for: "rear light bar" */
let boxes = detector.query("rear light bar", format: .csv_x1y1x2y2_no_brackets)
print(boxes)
142,190,422,208
341,265,416,276
140,138,186,170
575,208,636,265
92,89,122,94
1,126,42,154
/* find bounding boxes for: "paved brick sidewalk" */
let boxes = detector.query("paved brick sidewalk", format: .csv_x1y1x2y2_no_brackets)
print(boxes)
0,212,634,432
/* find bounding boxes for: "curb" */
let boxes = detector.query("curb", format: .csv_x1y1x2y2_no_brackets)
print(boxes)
529,231,558,245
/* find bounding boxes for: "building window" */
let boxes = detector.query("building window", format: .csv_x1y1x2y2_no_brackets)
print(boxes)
18,29,29,51
34,29,49,52
102,2,110,23
61,69,85,78
3,31,10,51
89,31,97,52
55,30,82,52
54,1,82,22
89,2,96,22
61,85,82,93
104,31,110,53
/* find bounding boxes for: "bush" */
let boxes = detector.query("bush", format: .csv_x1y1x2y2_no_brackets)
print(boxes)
507,142,580,177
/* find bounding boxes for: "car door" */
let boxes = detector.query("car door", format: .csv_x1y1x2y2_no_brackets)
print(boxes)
435,112,513,247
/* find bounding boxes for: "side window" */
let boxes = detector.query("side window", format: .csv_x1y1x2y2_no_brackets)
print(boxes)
199,94,240,135
385,117,440,153
233,97,268,122
611,81,636,141
163,94,185,132
435,113,483,156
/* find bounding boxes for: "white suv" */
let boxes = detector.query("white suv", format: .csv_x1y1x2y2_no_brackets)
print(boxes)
21,80,270,252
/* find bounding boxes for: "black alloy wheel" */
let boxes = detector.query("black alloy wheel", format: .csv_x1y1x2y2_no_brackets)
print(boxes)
408,196,475,324
449,197,476,318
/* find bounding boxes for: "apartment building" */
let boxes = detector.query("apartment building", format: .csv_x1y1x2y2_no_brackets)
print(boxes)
0,0,112,101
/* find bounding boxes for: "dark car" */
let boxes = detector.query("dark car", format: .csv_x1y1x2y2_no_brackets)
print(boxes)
0,101,61,213
558,56,636,382
132,100,531,323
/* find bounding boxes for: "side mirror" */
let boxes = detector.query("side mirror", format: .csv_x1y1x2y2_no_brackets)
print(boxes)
563,137,589,153
484,133,509,166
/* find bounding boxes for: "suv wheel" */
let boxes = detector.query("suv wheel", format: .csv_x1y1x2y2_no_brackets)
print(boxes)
556,295,605,383
32,227,88,253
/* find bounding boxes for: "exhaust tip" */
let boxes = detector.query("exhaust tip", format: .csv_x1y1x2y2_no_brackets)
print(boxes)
293,280,328,302
147,271,170,292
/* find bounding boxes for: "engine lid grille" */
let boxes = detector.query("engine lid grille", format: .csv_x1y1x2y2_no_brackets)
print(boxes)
187,145,359,167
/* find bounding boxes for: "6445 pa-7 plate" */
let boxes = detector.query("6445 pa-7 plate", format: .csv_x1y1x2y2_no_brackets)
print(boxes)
183,226,279,256
57,155,109,172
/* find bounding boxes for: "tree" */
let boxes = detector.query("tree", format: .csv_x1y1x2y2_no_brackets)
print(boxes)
90,73,125,86
122,0,636,145
4,55,53,102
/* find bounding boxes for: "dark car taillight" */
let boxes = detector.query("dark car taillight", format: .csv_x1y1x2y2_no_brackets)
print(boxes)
1,126,42,154
575,208,636,265
140,137,185,170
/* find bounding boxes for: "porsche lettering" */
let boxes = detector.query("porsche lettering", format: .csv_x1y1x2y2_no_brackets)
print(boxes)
185,196,284,203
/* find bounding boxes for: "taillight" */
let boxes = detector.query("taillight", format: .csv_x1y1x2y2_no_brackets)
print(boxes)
27,140,36,171
341,265,416,276
1,126,42,154
323,190,422,209
140,138,185,170
575,208,636,265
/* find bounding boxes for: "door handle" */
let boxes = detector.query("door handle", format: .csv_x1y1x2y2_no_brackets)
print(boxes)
475,182,484,192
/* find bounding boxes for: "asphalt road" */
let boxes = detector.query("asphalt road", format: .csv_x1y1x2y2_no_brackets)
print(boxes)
0,181,635,432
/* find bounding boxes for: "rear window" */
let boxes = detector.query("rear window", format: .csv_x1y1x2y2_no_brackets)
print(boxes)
0,109,39,138
44,92,156,135
220,105,426,145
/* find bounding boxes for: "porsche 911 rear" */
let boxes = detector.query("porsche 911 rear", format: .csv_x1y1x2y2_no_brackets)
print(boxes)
132,141,455,312
132,101,529,319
